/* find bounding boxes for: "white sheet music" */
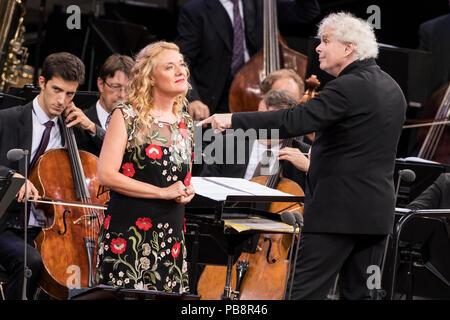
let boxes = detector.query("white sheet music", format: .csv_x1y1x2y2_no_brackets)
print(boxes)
191,176,296,201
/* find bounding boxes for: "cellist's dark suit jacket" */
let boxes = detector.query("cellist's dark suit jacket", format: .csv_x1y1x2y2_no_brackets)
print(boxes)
73,102,105,157
200,135,309,190
0,102,105,230
231,59,407,235
176,0,320,115
407,173,450,210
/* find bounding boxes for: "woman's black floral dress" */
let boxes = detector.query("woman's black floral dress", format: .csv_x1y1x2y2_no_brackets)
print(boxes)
95,103,193,293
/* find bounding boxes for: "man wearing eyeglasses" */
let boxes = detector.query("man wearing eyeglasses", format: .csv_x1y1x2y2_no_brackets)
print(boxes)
73,54,134,156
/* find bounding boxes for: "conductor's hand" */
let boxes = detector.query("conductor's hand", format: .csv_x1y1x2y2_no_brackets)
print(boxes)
13,172,39,204
196,113,232,133
188,100,210,122
64,102,97,134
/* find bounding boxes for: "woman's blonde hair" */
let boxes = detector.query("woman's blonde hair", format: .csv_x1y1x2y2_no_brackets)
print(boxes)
126,41,190,131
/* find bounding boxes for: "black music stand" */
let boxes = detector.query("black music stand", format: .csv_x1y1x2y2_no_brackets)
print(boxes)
389,209,450,300
394,159,447,207
0,177,25,233
7,84,99,110
81,2,156,91
185,191,303,300
0,92,26,110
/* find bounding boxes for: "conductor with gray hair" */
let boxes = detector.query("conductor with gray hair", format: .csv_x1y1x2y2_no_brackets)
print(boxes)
199,12,407,299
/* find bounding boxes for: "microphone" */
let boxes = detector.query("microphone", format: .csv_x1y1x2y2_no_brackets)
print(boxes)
395,169,416,205
287,211,303,300
7,148,31,300
292,211,304,228
398,169,416,183
281,211,299,300
7,148,28,161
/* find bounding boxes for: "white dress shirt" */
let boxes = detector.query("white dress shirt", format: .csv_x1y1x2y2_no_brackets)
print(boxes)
244,140,281,180
96,100,110,131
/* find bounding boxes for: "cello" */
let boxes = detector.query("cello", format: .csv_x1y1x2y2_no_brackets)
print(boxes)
228,0,308,114
30,114,108,299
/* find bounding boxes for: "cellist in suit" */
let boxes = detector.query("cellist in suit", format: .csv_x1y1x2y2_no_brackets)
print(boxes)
0,52,103,300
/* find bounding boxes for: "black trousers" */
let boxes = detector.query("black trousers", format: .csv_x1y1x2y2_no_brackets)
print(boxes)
0,228,43,300
290,232,387,300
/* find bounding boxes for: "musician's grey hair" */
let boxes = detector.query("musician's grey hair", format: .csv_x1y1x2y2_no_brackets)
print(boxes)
317,12,379,60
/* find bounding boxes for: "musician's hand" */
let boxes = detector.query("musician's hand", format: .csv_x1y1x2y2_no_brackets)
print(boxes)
278,147,310,172
196,113,232,133
188,100,210,122
162,181,190,200
64,102,96,134
13,172,39,204
175,184,195,204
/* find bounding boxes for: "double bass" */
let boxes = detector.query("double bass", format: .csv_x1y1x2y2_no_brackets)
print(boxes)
228,0,308,114
31,114,108,299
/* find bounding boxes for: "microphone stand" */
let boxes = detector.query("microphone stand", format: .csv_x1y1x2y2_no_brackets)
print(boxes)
287,214,303,300
282,220,298,300
21,150,31,300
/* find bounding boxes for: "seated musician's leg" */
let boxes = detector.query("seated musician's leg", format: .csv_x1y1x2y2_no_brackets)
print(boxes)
338,234,387,300
0,228,43,300
289,232,355,300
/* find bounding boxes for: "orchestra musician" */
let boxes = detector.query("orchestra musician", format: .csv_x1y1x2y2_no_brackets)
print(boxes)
201,88,309,187
198,12,407,299
406,173,450,210
0,52,103,300
73,54,134,156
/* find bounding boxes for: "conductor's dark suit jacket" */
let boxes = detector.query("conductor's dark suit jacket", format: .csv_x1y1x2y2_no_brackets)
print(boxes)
176,0,320,114
231,59,407,235
0,102,105,230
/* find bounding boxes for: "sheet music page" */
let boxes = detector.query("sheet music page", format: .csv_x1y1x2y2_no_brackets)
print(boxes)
223,217,298,234
191,176,296,201
396,157,439,164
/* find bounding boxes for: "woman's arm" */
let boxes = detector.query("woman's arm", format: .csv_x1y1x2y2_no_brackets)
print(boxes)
98,109,188,200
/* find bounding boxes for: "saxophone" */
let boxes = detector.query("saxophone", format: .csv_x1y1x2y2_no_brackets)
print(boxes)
0,0,33,93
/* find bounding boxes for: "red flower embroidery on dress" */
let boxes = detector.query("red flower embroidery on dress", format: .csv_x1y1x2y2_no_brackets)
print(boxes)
179,121,189,139
110,238,127,254
103,215,111,230
184,172,192,186
145,144,163,160
121,162,135,177
171,242,181,259
183,218,186,233
136,217,152,231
